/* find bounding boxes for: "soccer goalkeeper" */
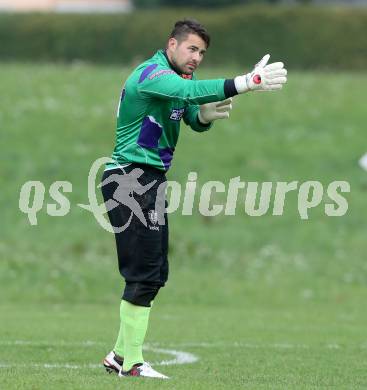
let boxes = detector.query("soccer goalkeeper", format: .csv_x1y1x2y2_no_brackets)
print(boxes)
101,18,287,379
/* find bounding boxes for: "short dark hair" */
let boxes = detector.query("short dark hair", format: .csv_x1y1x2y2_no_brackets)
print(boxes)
169,19,210,48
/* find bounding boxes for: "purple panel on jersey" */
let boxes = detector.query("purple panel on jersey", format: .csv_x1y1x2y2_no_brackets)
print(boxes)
138,64,158,84
137,116,163,149
159,147,175,170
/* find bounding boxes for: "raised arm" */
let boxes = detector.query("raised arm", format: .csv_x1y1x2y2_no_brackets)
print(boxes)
137,68,233,105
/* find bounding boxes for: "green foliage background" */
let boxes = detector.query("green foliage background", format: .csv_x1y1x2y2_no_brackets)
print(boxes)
0,6,366,69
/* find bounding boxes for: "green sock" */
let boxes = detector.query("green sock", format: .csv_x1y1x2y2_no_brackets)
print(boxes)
121,300,151,371
113,300,125,358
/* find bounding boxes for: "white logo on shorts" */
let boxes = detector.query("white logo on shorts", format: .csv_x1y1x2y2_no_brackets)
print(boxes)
148,209,159,230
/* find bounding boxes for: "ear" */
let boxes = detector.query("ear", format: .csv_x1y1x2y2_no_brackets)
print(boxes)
167,37,178,51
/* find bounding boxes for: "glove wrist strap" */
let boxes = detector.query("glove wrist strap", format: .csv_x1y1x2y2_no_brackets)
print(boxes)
234,75,251,94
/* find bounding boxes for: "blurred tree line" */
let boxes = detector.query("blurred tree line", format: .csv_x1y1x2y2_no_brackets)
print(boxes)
134,0,312,8
1,6,364,69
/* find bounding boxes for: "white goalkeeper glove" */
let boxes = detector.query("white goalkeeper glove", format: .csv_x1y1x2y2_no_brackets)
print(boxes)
234,54,287,93
198,97,233,124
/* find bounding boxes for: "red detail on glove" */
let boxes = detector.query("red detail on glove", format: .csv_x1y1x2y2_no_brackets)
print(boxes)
253,74,262,84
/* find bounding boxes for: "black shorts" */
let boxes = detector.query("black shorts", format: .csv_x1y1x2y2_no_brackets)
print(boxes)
101,164,169,287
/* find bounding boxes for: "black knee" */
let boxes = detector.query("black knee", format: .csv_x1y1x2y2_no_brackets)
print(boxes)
122,282,162,307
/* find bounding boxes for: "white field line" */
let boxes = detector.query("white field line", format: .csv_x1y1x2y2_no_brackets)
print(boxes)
0,340,363,350
0,340,104,347
0,363,101,370
144,346,198,366
0,340,367,350
0,341,198,369
164,342,367,350
0,340,363,370
166,342,312,349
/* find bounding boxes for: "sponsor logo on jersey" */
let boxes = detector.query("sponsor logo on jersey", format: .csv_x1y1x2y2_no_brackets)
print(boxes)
170,108,185,121
148,69,176,80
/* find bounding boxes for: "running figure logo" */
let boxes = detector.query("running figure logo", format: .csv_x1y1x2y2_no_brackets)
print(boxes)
78,157,158,233
98,167,156,229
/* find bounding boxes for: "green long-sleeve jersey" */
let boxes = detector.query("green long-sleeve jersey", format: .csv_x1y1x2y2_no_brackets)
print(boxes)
106,49,235,171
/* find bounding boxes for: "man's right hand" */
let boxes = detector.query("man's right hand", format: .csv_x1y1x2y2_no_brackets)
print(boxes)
198,98,233,124
234,54,287,93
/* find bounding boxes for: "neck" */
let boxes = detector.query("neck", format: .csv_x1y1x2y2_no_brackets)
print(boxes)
163,49,181,74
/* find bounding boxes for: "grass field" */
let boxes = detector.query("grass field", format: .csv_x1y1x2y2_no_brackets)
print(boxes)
1,62,367,388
